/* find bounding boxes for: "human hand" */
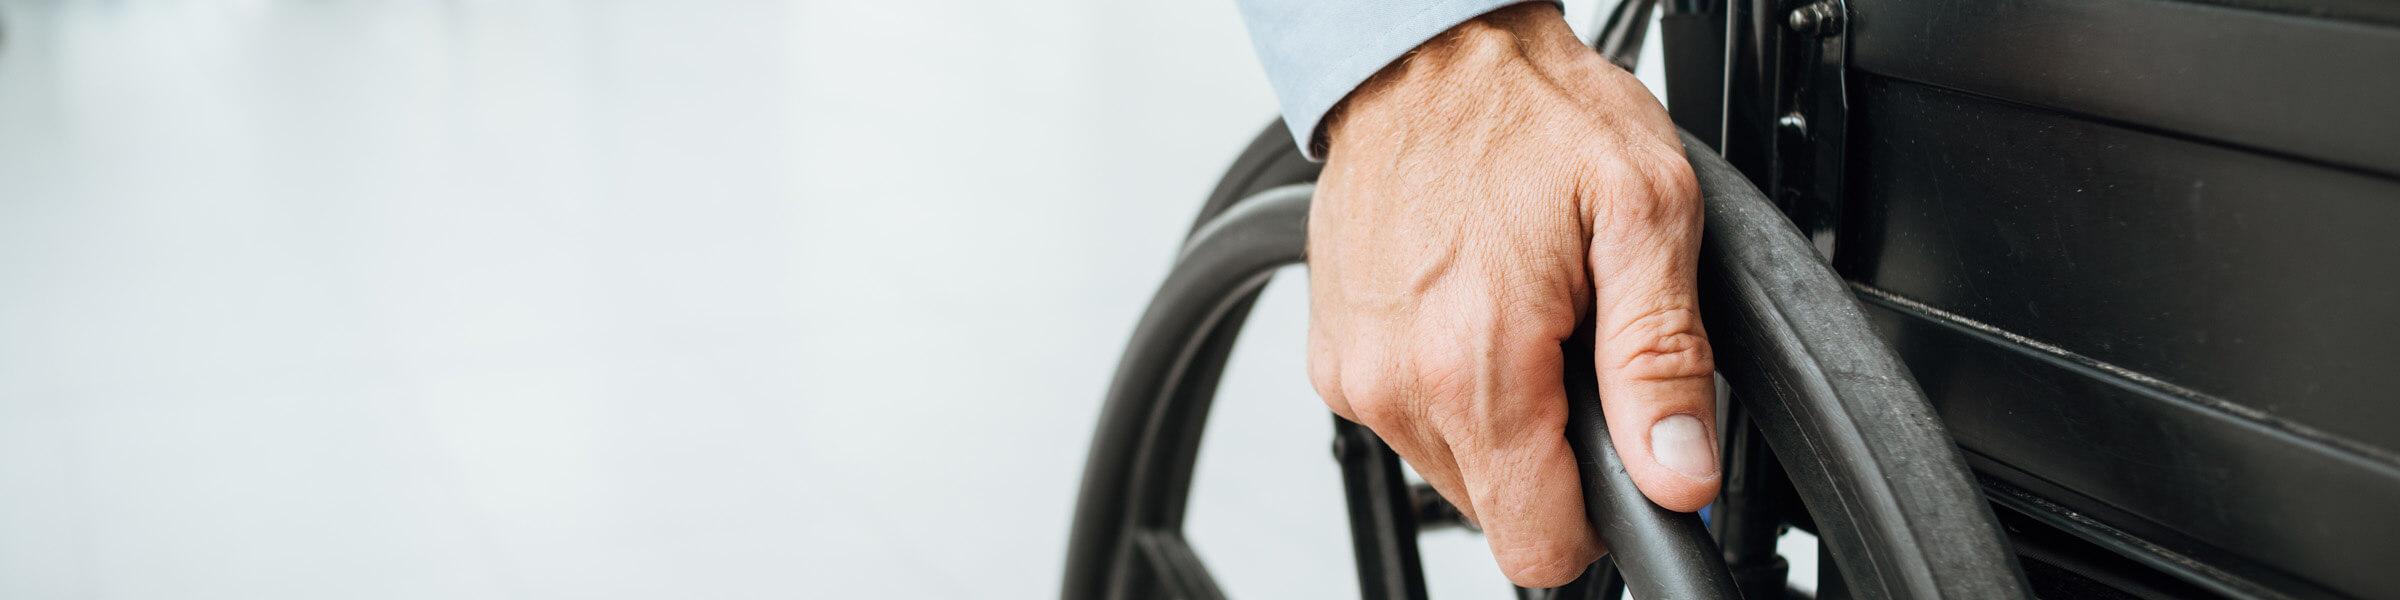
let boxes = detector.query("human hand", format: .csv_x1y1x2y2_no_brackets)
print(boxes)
1304,2,1718,588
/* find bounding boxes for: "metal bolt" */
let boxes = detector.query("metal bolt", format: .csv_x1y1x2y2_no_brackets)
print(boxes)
1778,112,1809,136
1787,2,1842,37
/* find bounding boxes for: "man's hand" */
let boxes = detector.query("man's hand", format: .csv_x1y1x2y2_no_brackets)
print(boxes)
1305,3,1718,588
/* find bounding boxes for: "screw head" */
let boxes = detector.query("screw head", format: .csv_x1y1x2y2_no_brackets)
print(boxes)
1787,2,1842,36
1787,6,1820,32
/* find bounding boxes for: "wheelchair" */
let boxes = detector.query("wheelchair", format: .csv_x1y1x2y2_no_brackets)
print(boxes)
1065,0,2400,597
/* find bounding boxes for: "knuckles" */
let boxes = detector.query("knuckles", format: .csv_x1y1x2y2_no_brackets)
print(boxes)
1342,378,1406,431
1608,307,1717,382
1312,328,1571,447
1642,156,1702,206
1585,141,1704,229
1408,344,1486,402
1324,346,1462,435
1305,345,1354,420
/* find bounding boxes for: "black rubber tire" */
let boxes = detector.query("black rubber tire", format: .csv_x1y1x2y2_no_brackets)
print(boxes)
1058,121,1316,600
1061,122,2031,599
1678,129,2030,598
1193,120,1322,229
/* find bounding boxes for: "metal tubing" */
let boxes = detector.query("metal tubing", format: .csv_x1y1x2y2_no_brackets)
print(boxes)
1072,126,2030,598
1334,417,1430,600
1596,0,1658,71
1714,410,1794,598
1562,320,1743,599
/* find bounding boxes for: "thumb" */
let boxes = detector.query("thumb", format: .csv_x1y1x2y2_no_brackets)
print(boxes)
1585,163,1720,513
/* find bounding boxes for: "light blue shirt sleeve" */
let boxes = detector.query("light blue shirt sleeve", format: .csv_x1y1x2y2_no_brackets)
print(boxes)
1234,0,1543,160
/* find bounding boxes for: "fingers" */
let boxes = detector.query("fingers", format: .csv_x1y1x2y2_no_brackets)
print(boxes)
1359,401,1476,527
1463,433,1599,588
1314,332,1604,588
1311,339,1479,526
1585,156,1722,513
1452,345,1603,588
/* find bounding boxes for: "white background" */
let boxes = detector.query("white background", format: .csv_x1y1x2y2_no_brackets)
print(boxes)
0,1,1688,597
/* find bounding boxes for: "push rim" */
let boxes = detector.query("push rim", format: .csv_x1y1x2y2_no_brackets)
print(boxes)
1060,120,2029,598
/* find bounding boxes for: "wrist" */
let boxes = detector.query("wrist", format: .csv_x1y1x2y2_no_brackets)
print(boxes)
1324,3,1615,155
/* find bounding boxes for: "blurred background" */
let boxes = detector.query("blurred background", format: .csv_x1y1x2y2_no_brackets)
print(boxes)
0,1,1668,597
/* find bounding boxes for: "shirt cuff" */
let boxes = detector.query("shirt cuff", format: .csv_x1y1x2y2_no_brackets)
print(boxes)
1235,0,1549,160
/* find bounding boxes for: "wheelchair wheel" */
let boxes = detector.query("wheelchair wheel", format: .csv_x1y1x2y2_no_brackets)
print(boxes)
1065,0,2034,591
1060,114,2031,598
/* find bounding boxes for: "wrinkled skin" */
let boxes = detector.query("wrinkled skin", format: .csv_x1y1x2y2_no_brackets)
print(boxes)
1306,3,1720,588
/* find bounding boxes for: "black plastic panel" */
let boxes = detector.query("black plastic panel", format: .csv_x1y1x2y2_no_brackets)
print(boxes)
1794,0,2400,596
1990,496,2226,600
2179,0,2400,27
1841,76,2400,451
1859,297,2400,600
1849,0,2400,177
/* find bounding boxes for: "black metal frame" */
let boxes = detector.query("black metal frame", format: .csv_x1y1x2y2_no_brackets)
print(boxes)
1676,0,2400,597
1070,0,2400,597
1066,1,2025,598
1333,417,1428,599
1060,122,2032,598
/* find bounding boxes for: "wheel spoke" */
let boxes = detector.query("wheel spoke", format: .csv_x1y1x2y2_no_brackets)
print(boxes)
1062,185,1312,600
1072,121,2030,600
